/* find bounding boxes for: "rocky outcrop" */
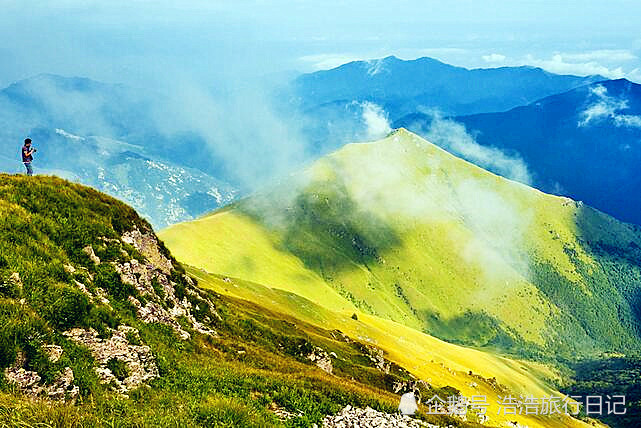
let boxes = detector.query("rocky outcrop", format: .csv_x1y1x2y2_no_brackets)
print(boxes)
63,326,158,396
7,225,218,403
307,347,333,374
268,402,304,421
364,345,391,374
121,227,173,274
69,227,219,340
45,367,78,401
320,405,443,428
114,228,218,339
128,296,191,340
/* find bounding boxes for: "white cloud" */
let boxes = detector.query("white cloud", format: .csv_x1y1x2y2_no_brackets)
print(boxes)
360,102,391,140
482,53,506,63
525,53,628,79
628,68,641,83
476,50,640,82
55,128,85,141
615,115,641,128
561,49,637,63
578,84,641,128
297,54,362,71
419,111,532,185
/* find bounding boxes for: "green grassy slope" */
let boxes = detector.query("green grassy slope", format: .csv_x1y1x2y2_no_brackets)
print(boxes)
190,267,606,428
0,174,478,427
161,129,641,360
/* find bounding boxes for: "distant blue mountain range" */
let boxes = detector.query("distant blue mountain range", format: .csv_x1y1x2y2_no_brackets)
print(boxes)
290,55,603,117
287,56,604,154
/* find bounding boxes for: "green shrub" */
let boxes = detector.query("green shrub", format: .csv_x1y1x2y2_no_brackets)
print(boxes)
42,284,90,330
0,301,49,369
106,358,129,381
151,277,165,300
85,306,119,338
94,264,135,301
193,397,272,428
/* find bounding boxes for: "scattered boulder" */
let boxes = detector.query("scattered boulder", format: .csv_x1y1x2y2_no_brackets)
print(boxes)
82,245,101,265
45,367,79,402
364,346,390,374
42,344,64,363
9,272,23,289
268,402,303,421
4,367,41,392
70,277,111,307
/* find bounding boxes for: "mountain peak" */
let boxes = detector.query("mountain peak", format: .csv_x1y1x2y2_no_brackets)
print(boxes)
332,127,467,169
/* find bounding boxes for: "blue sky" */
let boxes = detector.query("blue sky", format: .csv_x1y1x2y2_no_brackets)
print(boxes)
1,0,640,87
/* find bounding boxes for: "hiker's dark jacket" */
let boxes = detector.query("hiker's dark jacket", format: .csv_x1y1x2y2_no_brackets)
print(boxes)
22,146,33,163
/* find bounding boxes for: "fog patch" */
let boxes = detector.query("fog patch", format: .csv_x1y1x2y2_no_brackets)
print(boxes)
150,79,310,191
454,179,532,282
360,102,391,140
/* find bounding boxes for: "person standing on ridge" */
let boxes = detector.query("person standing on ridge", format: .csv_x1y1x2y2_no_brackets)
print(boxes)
21,138,36,176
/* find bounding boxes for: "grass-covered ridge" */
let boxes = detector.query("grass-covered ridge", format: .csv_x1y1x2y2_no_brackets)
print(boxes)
161,129,641,361
0,173,486,427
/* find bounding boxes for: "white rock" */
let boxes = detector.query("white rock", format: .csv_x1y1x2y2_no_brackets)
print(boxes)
399,392,418,415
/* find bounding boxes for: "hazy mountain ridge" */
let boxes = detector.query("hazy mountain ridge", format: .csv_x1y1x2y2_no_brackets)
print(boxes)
290,56,603,115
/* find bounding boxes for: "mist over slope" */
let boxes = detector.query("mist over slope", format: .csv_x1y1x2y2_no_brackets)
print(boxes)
161,129,641,361
396,78,641,225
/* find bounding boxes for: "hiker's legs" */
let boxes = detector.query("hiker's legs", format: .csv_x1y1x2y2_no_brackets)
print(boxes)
24,162,33,176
